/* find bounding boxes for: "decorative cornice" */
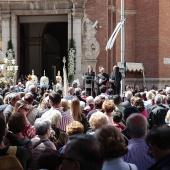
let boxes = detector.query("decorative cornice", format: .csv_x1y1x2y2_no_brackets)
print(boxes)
12,9,68,15
126,78,170,82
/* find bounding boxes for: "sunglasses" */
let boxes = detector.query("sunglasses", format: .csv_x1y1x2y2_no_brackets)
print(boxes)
21,107,30,112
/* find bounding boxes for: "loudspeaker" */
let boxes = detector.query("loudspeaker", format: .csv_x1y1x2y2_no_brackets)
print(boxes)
115,66,119,86
51,65,56,84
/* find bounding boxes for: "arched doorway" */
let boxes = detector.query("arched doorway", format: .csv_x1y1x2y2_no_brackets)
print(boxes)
19,19,68,81
42,22,68,81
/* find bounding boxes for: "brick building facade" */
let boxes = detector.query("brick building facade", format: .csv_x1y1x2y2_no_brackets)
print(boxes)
0,0,170,89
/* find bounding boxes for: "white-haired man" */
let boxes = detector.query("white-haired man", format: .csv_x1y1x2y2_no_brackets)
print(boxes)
122,91,133,108
96,67,109,95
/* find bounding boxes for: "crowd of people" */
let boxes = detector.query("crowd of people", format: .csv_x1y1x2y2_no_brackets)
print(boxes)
1,66,170,170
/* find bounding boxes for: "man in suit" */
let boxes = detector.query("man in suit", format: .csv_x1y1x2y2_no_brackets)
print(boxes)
96,67,109,95
109,65,122,95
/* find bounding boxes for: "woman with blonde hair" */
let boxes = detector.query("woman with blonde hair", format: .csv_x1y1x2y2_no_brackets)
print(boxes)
70,97,88,133
88,111,108,134
12,100,36,139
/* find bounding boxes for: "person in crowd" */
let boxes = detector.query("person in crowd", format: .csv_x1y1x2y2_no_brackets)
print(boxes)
0,95,3,105
165,86,170,96
41,109,68,150
141,92,147,101
165,95,170,108
66,121,84,136
133,97,148,118
8,112,33,150
70,97,88,133
146,124,170,169
113,94,125,114
88,111,108,135
28,85,39,107
74,88,86,103
134,92,141,98
83,96,94,116
84,65,95,97
29,118,56,169
133,85,141,94
108,88,114,98
0,117,30,170
95,125,137,170
109,65,122,95
86,95,95,108
3,93,21,123
96,67,109,95
12,100,36,139
99,94,106,102
64,87,75,100
86,97,103,121
100,85,109,100
122,91,133,108
123,114,155,170
112,110,126,131
102,100,115,125
43,91,49,98
80,90,87,101
0,94,9,111
36,149,61,170
48,92,74,132
60,99,70,115
60,134,103,170
36,97,51,119
121,106,140,145
72,82,78,89
165,110,170,124
59,121,84,154
149,94,168,128
144,91,155,110
37,97,49,111
24,92,38,125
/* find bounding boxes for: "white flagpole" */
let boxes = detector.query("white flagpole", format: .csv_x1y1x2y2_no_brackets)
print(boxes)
121,0,125,96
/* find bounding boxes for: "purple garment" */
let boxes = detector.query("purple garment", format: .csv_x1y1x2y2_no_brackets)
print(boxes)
123,138,155,170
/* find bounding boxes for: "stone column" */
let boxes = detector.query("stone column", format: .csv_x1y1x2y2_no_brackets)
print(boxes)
11,12,18,61
1,11,10,54
72,13,83,83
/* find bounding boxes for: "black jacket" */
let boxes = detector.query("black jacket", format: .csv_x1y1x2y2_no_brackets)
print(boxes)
151,104,168,127
148,154,170,170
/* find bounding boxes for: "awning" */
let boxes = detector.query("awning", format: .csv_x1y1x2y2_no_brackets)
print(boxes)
117,62,144,73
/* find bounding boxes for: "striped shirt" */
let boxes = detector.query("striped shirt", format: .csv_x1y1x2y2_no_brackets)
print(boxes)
55,108,74,132
123,138,155,170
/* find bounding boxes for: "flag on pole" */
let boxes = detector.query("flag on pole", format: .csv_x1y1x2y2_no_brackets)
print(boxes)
63,66,69,97
106,18,126,51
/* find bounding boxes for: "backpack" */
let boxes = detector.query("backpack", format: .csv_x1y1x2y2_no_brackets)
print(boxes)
0,146,23,170
28,139,48,170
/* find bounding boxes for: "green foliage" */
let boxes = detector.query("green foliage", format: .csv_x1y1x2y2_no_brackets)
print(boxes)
68,38,76,83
